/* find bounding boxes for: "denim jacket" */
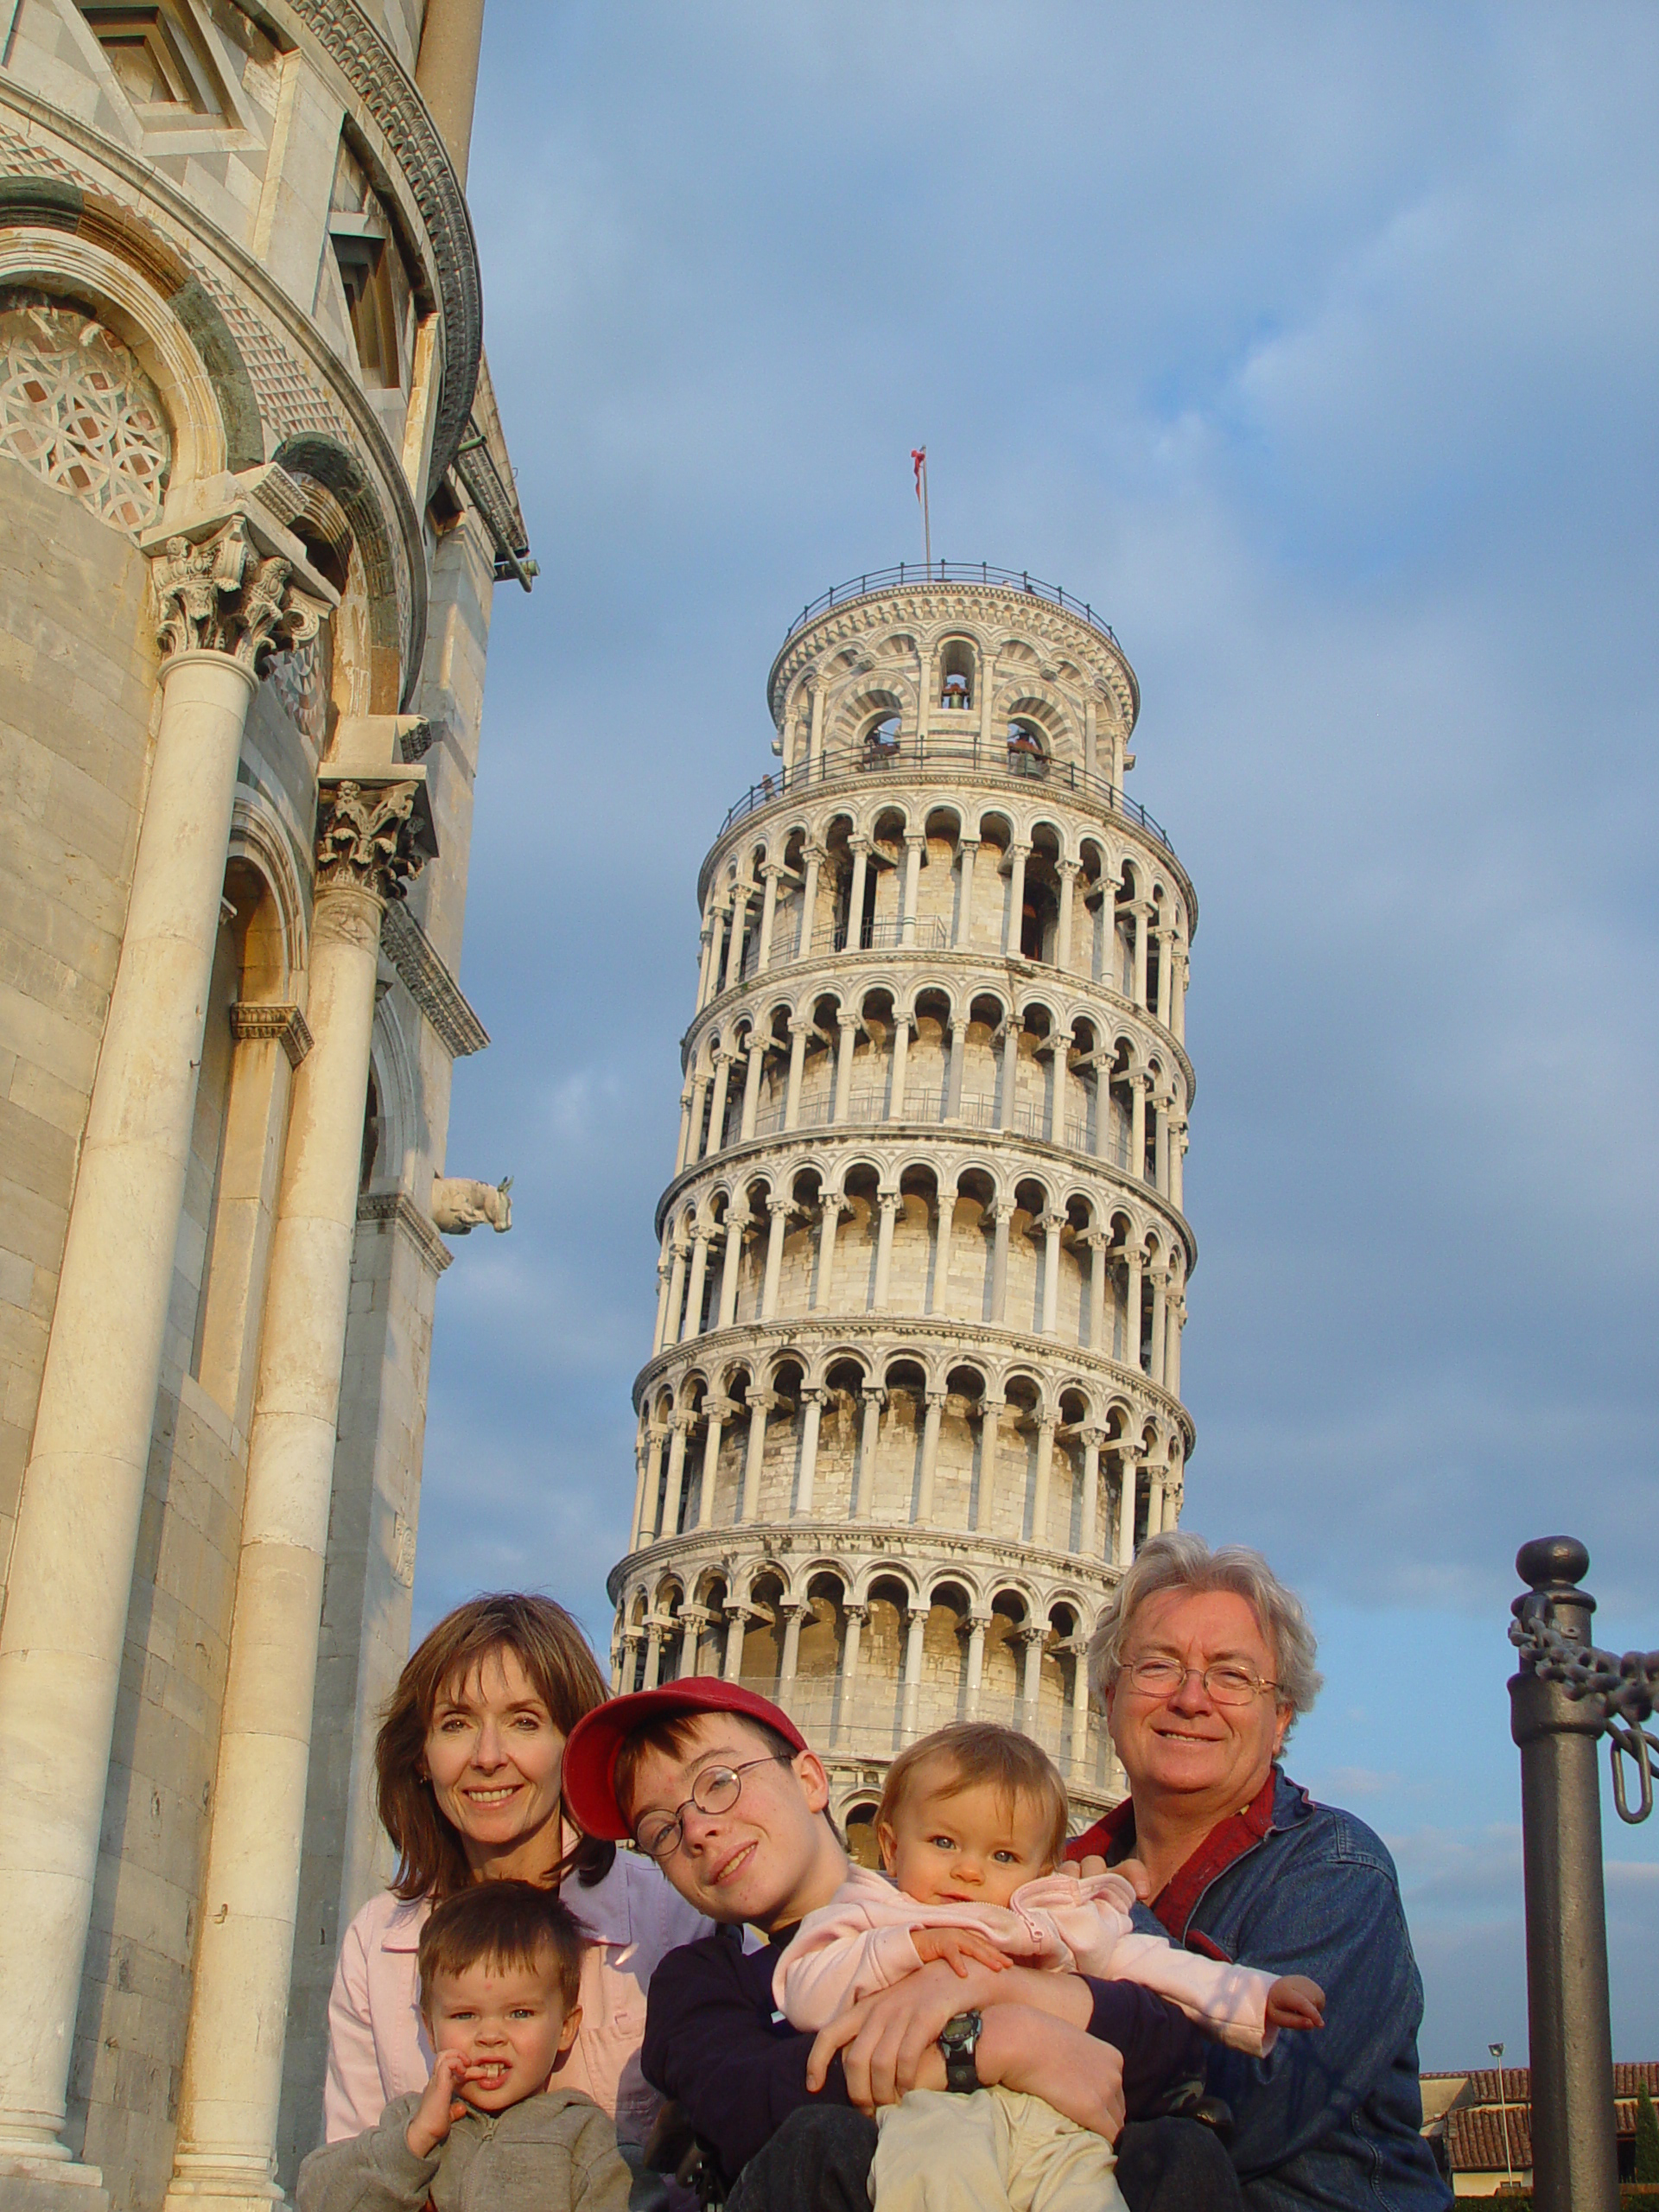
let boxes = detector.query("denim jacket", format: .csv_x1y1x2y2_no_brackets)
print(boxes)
1071,1768,1452,2212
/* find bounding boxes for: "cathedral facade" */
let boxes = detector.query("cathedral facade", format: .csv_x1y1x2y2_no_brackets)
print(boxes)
0,6,523,2209
608,567,1197,1851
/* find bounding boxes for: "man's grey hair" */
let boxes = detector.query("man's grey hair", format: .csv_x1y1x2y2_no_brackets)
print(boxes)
1088,1531,1323,1721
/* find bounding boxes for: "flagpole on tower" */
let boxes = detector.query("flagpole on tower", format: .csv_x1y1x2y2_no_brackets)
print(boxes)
912,446,931,573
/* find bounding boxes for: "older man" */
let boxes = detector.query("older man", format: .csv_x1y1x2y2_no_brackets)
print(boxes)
563,1678,1244,2212
1067,1532,1452,2211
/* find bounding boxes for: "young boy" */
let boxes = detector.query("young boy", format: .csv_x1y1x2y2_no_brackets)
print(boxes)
296,1881,631,2212
562,1678,1245,2212
777,1725,1324,2211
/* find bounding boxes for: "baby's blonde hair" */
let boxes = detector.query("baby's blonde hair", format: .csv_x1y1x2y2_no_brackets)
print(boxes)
877,1722,1069,1866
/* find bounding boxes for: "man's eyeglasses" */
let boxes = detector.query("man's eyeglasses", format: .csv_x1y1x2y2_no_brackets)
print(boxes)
1119,1656,1281,1707
632,1754,791,1860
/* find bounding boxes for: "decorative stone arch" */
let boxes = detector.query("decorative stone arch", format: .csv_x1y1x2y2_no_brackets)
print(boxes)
0,225,234,504
803,1344,873,1393
273,435,410,712
227,791,308,989
854,1559,922,1608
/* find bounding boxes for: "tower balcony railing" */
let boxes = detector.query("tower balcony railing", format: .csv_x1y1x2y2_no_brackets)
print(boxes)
716,729,1174,859
740,1088,1136,1173
779,562,1122,651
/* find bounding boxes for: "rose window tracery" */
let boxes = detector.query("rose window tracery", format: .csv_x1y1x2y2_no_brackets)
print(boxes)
0,294,171,534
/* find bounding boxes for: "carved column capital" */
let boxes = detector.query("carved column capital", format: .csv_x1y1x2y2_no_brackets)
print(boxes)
147,508,333,676
315,777,433,902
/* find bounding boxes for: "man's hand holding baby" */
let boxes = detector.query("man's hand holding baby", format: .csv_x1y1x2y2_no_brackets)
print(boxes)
1265,1974,1325,2032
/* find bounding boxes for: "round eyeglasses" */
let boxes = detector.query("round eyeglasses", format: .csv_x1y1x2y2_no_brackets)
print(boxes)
633,1754,791,1861
1120,1656,1281,1707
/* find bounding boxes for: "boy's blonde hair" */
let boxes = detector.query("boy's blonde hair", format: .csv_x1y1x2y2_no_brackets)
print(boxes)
877,1722,1069,1867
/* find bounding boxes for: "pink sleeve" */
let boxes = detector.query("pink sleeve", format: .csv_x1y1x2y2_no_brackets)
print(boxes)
774,1907,925,2031
321,1908,385,2140
1102,1929,1279,2056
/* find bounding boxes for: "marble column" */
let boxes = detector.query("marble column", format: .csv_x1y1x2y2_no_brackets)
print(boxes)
641,1621,663,1691
1124,1241,1144,1371
755,864,780,974
1155,925,1173,1027
652,1236,675,1354
696,1399,734,1528
760,1198,791,1319
778,1602,806,1691
852,1389,885,1517
1166,1291,1185,1396
674,1084,696,1173
1149,1266,1168,1387
1055,860,1078,973
1131,902,1149,1008
797,845,824,957
963,1614,988,1719
1068,1637,1091,1777
662,1236,689,1350
900,832,925,944
1154,1091,1170,1194
721,1606,752,1681
1129,1071,1147,1183
715,1217,745,1332
955,836,979,948
1029,1416,1056,1547
705,901,728,1003
1005,842,1030,955
1116,1448,1141,1566
836,1605,867,1745
740,1036,767,1140
901,1607,927,1738
1019,1624,1046,1732
1039,1211,1065,1336
931,1184,957,1316
997,1021,1020,1133
1086,1231,1109,1354
794,1388,825,1516
832,1013,859,1122
871,1189,900,1310
740,1391,776,1520
813,1194,848,1313
659,1418,691,1539
916,1391,945,1522
1171,1116,1187,1211
638,1426,667,1546
703,1051,734,1160
887,1012,911,1119
845,837,869,949
944,1016,968,1120
1077,1428,1104,1559
722,883,751,991
0,499,332,2199
680,1230,710,1342
989,1203,1014,1325
974,1401,1002,1535
783,1018,809,1128
164,724,432,2212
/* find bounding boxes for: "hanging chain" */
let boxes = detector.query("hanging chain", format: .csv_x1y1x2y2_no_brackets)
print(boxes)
1510,1595,1659,1823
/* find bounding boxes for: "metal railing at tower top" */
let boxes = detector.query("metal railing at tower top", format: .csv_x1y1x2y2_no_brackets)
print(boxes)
779,562,1122,651
715,732,1177,860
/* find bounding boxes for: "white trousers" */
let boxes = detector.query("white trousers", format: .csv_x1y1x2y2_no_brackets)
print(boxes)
872,2087,1127,2212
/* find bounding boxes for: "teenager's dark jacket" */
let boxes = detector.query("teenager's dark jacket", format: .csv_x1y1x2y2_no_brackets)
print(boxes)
641,1916,1207,2192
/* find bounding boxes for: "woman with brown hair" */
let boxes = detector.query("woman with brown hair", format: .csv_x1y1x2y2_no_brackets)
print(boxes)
321,1593,707,2158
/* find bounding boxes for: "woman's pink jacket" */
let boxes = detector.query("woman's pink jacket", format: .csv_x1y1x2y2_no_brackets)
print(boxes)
776,1864,1278,2054
323,1850,708,2149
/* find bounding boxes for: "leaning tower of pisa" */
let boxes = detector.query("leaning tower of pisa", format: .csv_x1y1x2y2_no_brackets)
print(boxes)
609,564,1195,1838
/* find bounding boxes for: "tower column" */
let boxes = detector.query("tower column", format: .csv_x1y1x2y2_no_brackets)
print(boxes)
998,1020,1020,1133
0,506,330,2195
963,1614,989,1719
901,1606,927,1738
853,1388,886,1518
1129,1071,1147,1182
760,1199,791,1319
637,1426,667,1547
1068,1637,1091,1777
740,1034,767,1139
722,1605,753,1681
797,844,824,957
887,1011,912,1120
836,1605,868,1745
1131,900,1150,1008
975,1399,1003,1535
164,735,431,2212
1150,1264,1168,1386
1005,841,1030,956
1171,1115,1187,1211
872,1188,901,1311
663,1236,689,1348
814,1194,849,1313
783,1017,809,1128
832,1013,859,1122
945,1016,968,1120
778,1602,806,1693
1166,1290,1185,1396
704,1050,734,1159
1039,1211,1065,1336
706,900,729,1003
1030,1416,1056,1548
659,1416,691,1538
900,832,925,944
1155,925,1173,1027
1055,859,1079,973
931,1184,957,1316
845,837,870,949
1086,1230,1109,1354
641,1620,663,1692
696,1400,734,1527
1116,1446,1142,1566
740,1391,778,1520
989,1202,1015,1326
955,836,979,948
794,1388,826,1516
680,1230,710,1341
1077,1427,1105,1559
723,883,752,991
916,1390,946,1523
1019,1624,1046,1731
755,863,781,972
1154,1090,1170,1194
1123,1241,1144,1372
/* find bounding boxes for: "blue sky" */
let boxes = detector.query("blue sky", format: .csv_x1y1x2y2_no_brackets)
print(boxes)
414,0,1659,2066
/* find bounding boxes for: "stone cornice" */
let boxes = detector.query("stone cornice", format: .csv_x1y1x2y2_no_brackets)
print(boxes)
766,581,1138,732
229,1000,313,1065
380,901,489,1056
607,1518,1127,1611
355,1186,451,1274
689,946,1197,1103
656,1128,1198,1270
632,1314,1195,1450
0,77,429,697
267,0,481,494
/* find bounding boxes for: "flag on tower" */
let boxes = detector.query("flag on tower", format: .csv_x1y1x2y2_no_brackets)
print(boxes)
912,447,926,498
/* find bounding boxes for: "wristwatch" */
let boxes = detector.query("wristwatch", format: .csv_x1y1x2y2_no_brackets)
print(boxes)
937,2009,982,2094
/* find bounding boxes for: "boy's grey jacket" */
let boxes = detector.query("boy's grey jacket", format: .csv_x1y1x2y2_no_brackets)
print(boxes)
296,2087,632,2212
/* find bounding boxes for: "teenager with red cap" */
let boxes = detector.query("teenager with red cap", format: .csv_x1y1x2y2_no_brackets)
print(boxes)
563,1680,1246,2212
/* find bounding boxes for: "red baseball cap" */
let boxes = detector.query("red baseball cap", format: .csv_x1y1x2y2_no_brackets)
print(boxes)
563,1678,808,1842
